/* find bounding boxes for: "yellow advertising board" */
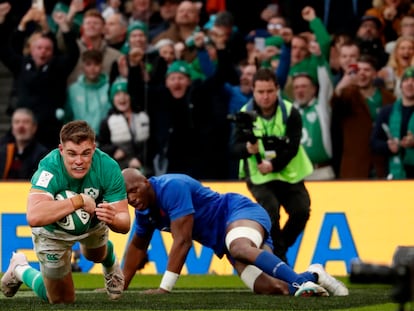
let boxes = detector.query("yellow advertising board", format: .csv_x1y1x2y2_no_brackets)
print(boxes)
1,180,413,277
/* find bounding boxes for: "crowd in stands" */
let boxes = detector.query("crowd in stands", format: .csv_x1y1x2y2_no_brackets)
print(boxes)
1,0,414,181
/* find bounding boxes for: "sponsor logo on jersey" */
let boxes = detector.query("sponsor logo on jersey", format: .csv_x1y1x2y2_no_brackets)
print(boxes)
35,171,54,188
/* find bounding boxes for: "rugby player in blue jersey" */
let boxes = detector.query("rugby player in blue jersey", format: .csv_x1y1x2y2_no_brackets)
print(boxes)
121,168,348,296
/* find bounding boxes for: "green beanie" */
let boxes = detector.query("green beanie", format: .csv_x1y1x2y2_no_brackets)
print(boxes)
265,35,284,48
110,79,128,101
401,66,414,82
127,21,148,38
166,60,192,77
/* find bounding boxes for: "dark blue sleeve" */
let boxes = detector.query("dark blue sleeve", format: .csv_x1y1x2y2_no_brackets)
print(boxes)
197,48,216,78
276,43,291,89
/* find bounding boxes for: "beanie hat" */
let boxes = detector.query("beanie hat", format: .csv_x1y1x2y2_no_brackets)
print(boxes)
265,35,284,48
127,21,148,38
110,78,128,101
166,60,192,77
401,66,414,82
120,21,149,54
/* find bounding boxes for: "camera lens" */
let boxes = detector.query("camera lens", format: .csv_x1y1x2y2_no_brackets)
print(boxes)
350,260,395,284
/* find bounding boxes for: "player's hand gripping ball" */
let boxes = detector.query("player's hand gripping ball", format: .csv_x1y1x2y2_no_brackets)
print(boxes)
54,190,91,235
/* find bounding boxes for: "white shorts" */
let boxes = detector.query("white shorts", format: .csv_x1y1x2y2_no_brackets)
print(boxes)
32,222,108,279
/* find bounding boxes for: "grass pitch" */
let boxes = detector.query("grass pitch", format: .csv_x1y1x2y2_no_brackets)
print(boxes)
0,273,409,311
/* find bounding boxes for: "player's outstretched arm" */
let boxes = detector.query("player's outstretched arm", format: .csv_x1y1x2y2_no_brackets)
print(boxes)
123,234,152,290
96,199,130,234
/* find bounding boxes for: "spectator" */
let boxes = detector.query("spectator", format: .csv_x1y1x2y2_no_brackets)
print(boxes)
98,78,150,172
119,20,150,55
109,20,161,89
267,15,287,37
282,0,372,35
102,0,122,20
209,10,247,66
0,6,80,150
126,0,162,30
332,41,361,86
365,0,414,44
226,63,257,179
371,66,414,179
64,49,111,135
151,0,200,63
121,168,349,297
0,108,48,180
66,8,122,85
146,31,238,179
48,1,85,35
104,12,128,50
154,38,176,65
355,15,389,69
331,55,395,179
231,68,313,264
279,7,331,101
148,0,181,42
292,41,335,180
377,36,414,98
385,14,414,54
328,33,354,83
226,64,257,118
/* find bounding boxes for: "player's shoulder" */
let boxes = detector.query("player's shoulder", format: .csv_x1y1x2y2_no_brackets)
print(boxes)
93,148,120,168
154,174,198,186
35,149,63,177
38,149,60,167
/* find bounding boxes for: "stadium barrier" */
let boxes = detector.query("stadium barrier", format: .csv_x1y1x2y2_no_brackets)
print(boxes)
1,180,413,277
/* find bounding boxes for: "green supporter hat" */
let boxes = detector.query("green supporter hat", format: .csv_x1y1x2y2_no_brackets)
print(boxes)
265,35,284,48
127,21,148,37
110,78,128,101
401,66,414,82
49,2,83,34
121,21,149,54
262,35,283,67
166,60,192,77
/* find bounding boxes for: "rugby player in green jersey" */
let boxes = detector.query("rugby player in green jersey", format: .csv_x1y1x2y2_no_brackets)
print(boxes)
1,120,130,303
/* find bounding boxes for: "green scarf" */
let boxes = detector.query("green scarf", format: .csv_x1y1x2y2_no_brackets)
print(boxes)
388,99,414,179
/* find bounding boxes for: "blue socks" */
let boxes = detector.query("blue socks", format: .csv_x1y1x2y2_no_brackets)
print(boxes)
254,251,316,294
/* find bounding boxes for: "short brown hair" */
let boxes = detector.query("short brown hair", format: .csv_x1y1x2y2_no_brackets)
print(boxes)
83,9,105,23
60,121,95,144
81,49,103,64
253,68,279,88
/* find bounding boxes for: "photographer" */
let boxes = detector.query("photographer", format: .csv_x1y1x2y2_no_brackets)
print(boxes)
230,68,313,264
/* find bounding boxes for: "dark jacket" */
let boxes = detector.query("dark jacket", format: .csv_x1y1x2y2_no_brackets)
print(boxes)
0,27,80,150
133,49,238,179
330,86,395,179
0,132,48,180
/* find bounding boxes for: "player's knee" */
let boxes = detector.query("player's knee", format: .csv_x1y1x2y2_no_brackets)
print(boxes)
225,227,263,258
48,292,75,304
82,247,106,263
48,296,75,304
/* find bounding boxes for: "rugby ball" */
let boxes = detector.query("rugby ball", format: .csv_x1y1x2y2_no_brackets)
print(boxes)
54,190,91,235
